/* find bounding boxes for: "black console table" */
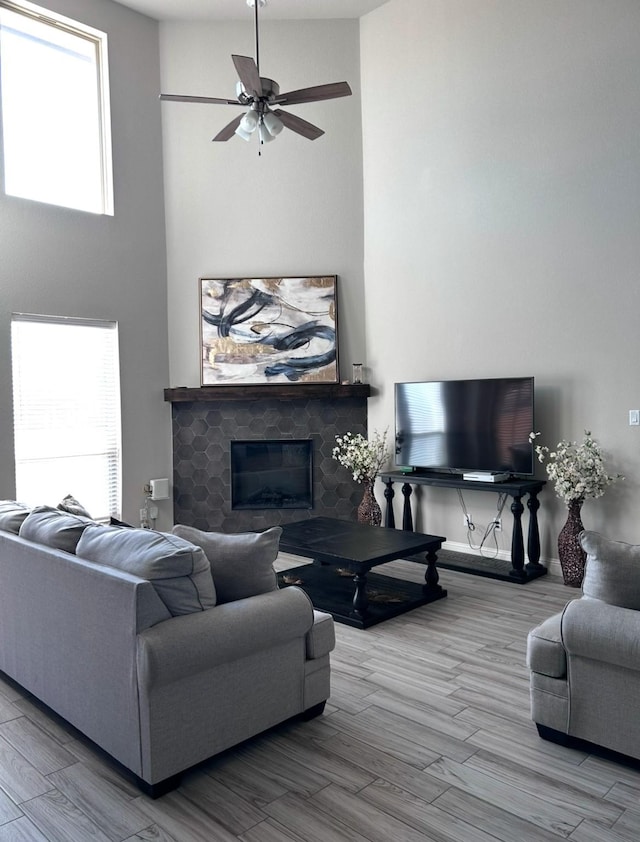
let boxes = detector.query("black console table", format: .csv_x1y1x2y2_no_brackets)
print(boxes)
379,471,546,584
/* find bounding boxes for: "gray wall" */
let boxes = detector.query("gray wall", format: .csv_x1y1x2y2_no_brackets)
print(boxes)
159,18,365,388
361,0,640,555
0,0,173,528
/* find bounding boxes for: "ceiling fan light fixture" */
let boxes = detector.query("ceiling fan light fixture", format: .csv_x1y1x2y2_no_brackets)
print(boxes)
239,109,259,133
160,0,351,148
234,123,254,141
263,110,284,137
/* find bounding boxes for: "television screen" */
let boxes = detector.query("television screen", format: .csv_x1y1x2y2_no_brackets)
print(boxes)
395,377,534,476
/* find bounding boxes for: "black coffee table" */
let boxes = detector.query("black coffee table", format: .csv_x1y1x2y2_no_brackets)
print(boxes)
277,517,447,628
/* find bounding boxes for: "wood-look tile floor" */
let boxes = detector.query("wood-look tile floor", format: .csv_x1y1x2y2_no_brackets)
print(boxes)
1,557,639,842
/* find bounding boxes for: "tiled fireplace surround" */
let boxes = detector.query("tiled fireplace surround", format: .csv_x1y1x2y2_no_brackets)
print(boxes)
167,385,369,532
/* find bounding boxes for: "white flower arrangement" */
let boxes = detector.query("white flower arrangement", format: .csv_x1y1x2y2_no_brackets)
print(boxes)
529,430,623,505
332,428,389,484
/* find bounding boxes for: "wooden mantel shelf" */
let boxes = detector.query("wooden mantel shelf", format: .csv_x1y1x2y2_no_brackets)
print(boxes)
164,383,372,403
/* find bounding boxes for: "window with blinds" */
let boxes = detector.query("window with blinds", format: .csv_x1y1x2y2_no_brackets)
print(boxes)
0,0,113,214
11,314,122,520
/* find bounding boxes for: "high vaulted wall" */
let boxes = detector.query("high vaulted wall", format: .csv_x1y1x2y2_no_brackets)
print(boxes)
361,0,640,555
159,18,365,389
0,0,173,528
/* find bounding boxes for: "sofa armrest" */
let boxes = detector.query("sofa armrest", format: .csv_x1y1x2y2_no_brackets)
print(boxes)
137,585,314,689
307,610,335,660
526,611,566,678
561,597,640,671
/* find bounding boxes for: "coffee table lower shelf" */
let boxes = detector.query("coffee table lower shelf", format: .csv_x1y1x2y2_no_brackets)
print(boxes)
278,563,447,629
409,548,548,583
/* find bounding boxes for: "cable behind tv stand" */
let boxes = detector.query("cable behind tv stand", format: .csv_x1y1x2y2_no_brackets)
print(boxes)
379,471,547,583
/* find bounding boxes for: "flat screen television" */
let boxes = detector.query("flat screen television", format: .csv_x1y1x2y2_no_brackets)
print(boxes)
394,377,534,476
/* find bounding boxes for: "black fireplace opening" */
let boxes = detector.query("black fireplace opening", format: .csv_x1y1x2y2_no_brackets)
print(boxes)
230,439,313,510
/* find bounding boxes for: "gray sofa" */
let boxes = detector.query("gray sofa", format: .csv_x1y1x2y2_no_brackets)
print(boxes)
527,530,640,762
0,502,335,797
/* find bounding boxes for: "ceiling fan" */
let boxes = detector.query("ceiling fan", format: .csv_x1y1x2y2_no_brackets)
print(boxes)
159,0,352,146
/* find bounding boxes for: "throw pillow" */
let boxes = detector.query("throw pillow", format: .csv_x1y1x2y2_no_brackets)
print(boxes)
0,500,31,535
580,530,640,610
19,506,95,554
76,524,216,616
58,494,92,518
171,524,282,604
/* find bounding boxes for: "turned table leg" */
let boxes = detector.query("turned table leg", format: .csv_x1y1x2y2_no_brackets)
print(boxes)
526,491,546,574
424,549,444,596
384,479,396,528
402,483,414,531
352,572,369,619
509,494,527,581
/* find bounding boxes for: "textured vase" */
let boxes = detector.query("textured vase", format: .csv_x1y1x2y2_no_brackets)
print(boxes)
357,480,382,527
557,498,587,587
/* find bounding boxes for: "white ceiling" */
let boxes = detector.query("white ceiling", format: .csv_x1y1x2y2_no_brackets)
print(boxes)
115,0,390,22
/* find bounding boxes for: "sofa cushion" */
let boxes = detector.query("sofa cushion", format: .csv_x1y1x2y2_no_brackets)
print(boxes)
58,493,92,518
19,506,95,553
171,525,281,604
0,501,31,534
77,525,216,616
580,531,640,610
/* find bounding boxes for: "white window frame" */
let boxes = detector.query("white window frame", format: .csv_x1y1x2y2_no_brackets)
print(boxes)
0,0,114,214
11,313,122,521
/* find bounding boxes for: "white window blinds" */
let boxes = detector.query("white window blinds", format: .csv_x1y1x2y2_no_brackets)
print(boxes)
11,314,122,520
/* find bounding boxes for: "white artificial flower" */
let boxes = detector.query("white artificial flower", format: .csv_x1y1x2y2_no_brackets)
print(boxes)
530,430,623,504
332,428,389,484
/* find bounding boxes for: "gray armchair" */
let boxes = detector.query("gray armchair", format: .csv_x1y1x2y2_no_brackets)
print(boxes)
527,530,640,761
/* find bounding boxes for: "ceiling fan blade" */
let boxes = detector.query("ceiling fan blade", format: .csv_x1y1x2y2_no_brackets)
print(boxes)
232,55,263,98
275,81,352,106
272,109,324,141
160,93,240,106
212,113,244,142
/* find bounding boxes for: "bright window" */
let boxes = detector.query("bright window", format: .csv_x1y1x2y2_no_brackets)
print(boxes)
11,314,122,520
0,0,113,214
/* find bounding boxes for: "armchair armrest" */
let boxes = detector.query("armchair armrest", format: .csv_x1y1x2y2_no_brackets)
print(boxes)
561,597,640,672
137,586,313,689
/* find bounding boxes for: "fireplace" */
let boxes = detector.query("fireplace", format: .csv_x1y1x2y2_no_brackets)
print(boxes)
231,439,313,510
166,385,369,532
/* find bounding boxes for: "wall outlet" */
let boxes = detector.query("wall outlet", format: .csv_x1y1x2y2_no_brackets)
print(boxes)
630,410,640,426
494,518,502,532
463,513,473,528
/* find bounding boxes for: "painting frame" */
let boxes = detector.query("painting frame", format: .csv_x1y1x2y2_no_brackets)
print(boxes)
199,276,339,386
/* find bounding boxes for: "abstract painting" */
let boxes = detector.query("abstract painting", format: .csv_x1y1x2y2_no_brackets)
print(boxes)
200,276,338,385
